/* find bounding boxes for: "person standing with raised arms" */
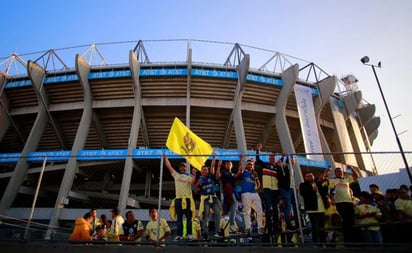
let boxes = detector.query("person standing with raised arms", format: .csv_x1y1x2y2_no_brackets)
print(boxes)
215,154,243,234
193,153,222,239
164,154,195,241
255,143,280,236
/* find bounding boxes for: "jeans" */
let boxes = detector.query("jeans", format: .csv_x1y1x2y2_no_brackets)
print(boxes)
175,198,192,237
361,229,383,245
263,188,279,234
228,193,238,226
202,196,221,234
279,188,298,228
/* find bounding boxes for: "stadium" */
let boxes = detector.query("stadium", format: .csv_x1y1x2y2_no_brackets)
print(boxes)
0,39,382,242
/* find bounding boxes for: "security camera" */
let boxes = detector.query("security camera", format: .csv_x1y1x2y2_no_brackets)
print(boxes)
360,56,370,64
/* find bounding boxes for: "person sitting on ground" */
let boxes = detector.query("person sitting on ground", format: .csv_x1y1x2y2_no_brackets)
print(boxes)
106,207,124,241
69,212,94,241
120,210,144,243
145,208,171,245
99,214,111,230
93,225,108,241
89,208,101,236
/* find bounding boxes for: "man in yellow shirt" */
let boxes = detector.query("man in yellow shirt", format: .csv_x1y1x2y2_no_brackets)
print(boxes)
355,191,383,244
164,154,195,241
106,207,124,241
395,189,412,221
320,167,359,244
145,208,171,245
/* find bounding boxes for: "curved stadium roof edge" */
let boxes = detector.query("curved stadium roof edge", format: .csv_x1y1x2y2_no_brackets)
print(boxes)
0,39,335,87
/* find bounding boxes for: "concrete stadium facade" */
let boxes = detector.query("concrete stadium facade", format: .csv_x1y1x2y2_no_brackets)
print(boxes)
0,40,379,229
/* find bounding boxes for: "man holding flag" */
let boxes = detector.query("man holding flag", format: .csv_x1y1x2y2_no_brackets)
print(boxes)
165,117,214,241
164,154,195,241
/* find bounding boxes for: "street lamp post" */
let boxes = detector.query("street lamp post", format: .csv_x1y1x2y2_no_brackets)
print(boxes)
361,56,412,183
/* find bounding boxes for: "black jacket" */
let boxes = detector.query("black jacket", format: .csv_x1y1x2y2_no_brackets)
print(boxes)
299,181,329,211
277,164,291,189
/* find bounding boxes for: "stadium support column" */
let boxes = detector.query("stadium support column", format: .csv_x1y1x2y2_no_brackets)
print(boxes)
233,55,250,160
0,62,48,213
117,51,142,211
314,76,337,168
45,55,93,239
335,91,362,168
329,93,360,169
275,64,303,184
342,91,362,169
357,105,379,175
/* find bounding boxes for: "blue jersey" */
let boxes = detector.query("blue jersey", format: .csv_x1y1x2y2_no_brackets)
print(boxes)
242,170,257,193
122,220,143,236
199,175,217,195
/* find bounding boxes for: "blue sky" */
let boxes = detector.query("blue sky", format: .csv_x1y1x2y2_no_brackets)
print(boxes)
1,0,411,174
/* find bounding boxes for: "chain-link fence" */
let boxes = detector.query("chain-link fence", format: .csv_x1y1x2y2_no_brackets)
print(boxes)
0,151,411,246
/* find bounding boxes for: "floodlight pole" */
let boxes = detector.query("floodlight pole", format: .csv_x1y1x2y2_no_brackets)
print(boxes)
363,59,412,183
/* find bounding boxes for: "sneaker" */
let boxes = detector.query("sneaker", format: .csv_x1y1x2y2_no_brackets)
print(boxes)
213,233,222,238
186,234,193,241
173,236,183,241
229,225,238,233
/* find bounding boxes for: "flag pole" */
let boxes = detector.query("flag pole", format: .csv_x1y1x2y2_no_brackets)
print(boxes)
156,151,165,244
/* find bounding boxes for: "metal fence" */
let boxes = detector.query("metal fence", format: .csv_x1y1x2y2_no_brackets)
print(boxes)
0,151,411,247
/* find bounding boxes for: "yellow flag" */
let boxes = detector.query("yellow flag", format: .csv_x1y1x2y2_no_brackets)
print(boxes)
166,117,213,170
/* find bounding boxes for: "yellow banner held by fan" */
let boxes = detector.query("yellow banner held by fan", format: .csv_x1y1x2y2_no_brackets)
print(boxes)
166,117,213,170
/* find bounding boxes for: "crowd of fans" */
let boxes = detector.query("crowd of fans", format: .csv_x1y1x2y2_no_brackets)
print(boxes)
68,144,412,247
